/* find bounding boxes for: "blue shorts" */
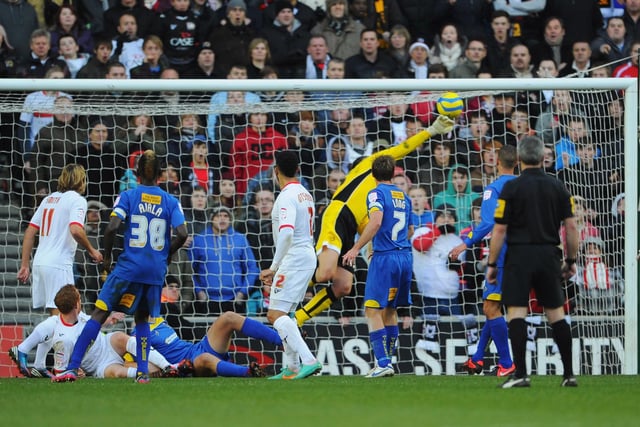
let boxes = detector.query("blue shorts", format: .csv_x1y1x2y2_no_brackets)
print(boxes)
364,250,413,309
483,267,503,302
96,273,162,317
188,337,228,363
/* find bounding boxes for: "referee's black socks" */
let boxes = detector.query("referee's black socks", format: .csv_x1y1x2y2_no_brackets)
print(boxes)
551,319,574,377
508,318,527,378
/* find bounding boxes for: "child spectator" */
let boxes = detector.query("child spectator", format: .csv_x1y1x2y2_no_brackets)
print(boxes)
430,24,466,71
432,164,480,233
57,35,89,78
408,184,434,228
573,237,622,315
76,37,113,79
49,4,93,56
130,35,170,79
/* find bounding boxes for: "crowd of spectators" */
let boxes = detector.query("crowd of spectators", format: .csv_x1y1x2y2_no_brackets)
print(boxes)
0,0,631,322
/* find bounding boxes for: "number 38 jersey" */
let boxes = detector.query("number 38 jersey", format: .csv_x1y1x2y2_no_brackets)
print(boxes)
111,185,185,285
30,191,87,268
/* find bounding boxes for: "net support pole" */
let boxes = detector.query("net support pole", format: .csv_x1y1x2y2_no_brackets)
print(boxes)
623,79,638,375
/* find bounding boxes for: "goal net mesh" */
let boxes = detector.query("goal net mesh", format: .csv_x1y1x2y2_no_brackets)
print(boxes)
0,84,628,376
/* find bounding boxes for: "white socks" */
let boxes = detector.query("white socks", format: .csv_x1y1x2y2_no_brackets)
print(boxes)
273,316,316,366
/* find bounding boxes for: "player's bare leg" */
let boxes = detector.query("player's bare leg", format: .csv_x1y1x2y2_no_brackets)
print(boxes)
295,248,353,326
207,311,246,354
193,353,222,376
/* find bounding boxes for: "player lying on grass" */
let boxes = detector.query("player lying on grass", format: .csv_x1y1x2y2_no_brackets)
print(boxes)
294,115,454,326
131,311,283,377
9,284,182,379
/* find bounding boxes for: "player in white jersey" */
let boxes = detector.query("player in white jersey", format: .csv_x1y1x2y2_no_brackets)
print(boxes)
259,151,322,380
18,164,102,312
16,164,102,376
9,285,179,379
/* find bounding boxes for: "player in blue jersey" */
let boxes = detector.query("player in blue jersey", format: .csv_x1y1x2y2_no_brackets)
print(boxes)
129,311,282,377
342,155,413,378
449,145,517,377
53,150,188,383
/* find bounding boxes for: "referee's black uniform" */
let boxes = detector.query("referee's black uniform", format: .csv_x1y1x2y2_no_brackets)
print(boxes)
494,167,574,308
494,165,577,387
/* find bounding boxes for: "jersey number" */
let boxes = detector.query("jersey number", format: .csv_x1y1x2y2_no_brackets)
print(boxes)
391,211,406,241
40,208,55,236
308,207,314,237
129,215,166,251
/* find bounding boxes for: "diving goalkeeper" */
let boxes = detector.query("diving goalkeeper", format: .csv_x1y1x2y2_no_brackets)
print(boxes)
295,115,455,326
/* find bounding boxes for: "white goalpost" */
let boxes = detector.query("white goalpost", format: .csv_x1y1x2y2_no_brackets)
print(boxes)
0,77,636,376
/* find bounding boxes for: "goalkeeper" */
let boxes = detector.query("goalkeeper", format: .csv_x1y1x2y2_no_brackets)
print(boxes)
295,115,454,326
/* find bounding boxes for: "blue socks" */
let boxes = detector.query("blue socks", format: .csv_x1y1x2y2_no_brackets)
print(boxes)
385,324,399,357
241,317,282,346
370,328,391,368
472,321,492,362
471,317,513,368
489,317,512,368
67,318,101,370
217,360,252,377
135,322,150,376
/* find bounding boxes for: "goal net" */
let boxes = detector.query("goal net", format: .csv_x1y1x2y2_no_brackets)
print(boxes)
0,77,636,377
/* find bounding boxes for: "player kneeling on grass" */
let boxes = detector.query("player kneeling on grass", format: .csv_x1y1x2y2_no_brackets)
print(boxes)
10,285,181,379
342,155,413,378
129,311,283,378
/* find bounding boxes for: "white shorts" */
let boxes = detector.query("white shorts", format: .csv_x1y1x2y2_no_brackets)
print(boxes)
82,332,124,378
32,265,74,309
269,267,315,313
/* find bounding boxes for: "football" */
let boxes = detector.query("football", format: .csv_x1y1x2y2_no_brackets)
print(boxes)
436,92,464,118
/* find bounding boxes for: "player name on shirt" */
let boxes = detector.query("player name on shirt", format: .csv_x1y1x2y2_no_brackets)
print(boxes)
391,190,407,209
138,193,164,216
298,192,313,203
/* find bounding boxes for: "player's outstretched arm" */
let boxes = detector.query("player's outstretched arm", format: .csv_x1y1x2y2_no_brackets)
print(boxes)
425,115,455,139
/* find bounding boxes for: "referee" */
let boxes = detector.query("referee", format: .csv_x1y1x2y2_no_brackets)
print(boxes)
486,136,579,388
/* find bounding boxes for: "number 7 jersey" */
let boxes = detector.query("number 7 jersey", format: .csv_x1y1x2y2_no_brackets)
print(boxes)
111,185,185,285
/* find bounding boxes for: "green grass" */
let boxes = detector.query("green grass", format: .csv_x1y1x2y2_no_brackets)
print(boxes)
1,375,638,427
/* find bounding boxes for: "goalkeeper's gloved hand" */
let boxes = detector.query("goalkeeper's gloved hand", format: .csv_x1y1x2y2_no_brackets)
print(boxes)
427,115,455,136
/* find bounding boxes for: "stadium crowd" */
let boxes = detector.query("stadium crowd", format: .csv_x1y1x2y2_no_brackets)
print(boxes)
0,0,629,329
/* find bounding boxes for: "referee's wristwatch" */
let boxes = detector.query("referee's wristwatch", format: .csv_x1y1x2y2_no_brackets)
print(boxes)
564,258,576,266
487,261,497,268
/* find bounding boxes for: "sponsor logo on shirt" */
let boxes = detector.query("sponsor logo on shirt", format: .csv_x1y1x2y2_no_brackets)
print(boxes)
141,193,162,205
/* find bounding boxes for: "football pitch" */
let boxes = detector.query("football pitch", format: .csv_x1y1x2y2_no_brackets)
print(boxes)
1,375,637,427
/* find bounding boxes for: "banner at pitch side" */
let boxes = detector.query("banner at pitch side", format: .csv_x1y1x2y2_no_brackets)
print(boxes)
227,319,624,376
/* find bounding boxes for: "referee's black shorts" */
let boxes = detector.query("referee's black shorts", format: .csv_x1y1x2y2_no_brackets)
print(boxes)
502,244,565,309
